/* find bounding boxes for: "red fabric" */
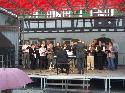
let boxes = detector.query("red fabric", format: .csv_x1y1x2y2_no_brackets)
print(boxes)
0,0,124,15
68,0,85,11
49,0,69,11
96,0,123,9
32,0,51,12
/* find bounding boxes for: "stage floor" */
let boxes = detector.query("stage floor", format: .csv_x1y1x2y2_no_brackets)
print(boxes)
21,66,125,93
23,66,125,79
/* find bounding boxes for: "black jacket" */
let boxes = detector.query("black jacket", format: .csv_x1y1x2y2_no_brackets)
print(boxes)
76,42,86,59
56,48,68,63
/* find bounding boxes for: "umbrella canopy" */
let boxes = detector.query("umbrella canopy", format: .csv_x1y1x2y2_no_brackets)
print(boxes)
96,0,123,9
0,0,124,15
0,68,32,90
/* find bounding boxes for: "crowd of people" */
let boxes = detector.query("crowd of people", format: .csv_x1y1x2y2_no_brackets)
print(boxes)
21,38,119,74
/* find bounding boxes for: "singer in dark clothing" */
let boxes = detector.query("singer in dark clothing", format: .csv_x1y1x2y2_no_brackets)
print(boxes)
76,41,86,74
96,41,105,70
29,44,37,70
56,47,69,74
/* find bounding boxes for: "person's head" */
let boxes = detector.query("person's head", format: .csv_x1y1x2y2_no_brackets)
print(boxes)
63,43,67,47
102,42,105,46
46,40,50,45
81,40,84,44
98,41,102,45
49,43,53,48
78,40,82,43
42,41,45,45
74,41,77,45
109,41,113,46
31,44,35,49
25,41,29,45
41,43,45,48
56,42,60,47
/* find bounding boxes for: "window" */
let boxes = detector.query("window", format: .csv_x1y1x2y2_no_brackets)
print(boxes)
29,38,39,44
62,38,72,45
45,38,56,46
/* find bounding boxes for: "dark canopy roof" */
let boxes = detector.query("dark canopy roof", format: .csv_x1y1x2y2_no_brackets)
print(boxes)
0,0,125,15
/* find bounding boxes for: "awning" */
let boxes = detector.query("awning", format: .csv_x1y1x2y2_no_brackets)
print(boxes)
0,0,124,15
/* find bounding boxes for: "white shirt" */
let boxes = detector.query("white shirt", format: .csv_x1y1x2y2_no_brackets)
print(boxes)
39,48,46,56
22,45,29,53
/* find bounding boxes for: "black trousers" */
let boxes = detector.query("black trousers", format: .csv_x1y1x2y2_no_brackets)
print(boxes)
97,56,104,70
114,52,118,69
30,57,37,70
39,56,47,69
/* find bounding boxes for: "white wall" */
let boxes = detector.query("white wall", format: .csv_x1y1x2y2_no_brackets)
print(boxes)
0,13,8,25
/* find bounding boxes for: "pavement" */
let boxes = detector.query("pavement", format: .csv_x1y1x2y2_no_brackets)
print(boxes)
12,88,125,93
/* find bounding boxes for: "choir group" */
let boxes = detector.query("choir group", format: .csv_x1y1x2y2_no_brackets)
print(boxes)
22,39,119,74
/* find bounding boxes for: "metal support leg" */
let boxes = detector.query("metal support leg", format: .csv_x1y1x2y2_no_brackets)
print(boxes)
83,80,84,89
123,80,125,87
104,79,107,92
41,78,43,89
44,78,46,89
109,79,111,93
62,80,63,88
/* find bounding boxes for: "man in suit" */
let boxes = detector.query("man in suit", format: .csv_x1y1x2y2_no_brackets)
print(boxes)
29,44,37,70
76,40,86,74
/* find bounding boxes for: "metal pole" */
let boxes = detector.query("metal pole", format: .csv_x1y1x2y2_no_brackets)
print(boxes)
44,78,46,89
104,79,107,92
41,78,43,89
6,55,8,67
1,55,4,68
109,79,111,93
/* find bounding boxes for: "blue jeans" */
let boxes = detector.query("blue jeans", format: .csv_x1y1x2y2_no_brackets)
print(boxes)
114,52,118,69
77,58,85,74
107,57,115,70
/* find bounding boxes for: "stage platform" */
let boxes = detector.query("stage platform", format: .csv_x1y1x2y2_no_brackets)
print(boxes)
23,66,125,93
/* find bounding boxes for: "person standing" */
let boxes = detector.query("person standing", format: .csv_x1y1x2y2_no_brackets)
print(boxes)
39,43,47,69
87,44,95,70
112,39,119,69
76,40,86,74
47,43,54,70
96,41,105,70
22,42,30,69
53,42,61,55
29,44,37,70
106,41,115,70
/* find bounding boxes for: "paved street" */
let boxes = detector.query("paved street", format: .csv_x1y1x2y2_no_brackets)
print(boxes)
12,89,125,93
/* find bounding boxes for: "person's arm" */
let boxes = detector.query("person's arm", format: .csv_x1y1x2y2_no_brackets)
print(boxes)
64,50,68,58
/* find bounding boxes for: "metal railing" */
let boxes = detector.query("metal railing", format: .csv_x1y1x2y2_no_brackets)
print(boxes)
0,55,4,67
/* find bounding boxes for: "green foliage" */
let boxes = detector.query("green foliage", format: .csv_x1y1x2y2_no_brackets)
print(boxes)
71,10,90,17
114,10,122,16
38,10,45,15
82,10,90,17
6,17,17,25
